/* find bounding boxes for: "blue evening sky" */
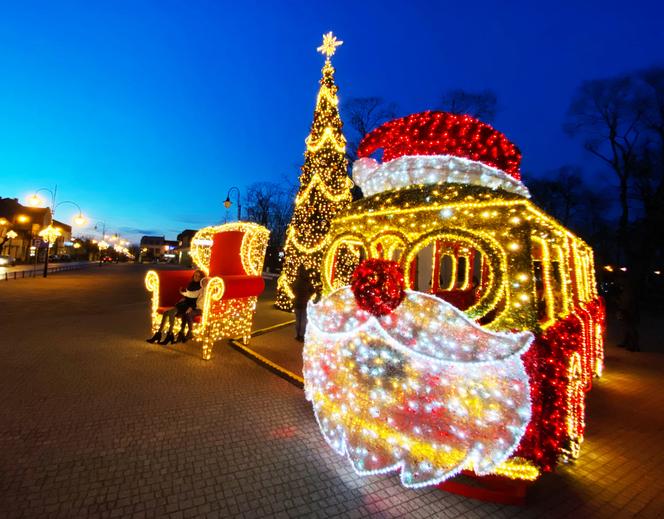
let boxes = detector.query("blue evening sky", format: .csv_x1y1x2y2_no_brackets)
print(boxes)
1,1,662,243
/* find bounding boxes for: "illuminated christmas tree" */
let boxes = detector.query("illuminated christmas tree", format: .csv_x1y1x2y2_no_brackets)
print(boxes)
276,32,353,311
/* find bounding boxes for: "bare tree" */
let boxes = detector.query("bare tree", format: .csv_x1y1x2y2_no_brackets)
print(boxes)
439,89,498,122
564,75,643,253
342,97,397,163
244,180,296,270
526,166,588,227
565,69,664,351
634,68,664,235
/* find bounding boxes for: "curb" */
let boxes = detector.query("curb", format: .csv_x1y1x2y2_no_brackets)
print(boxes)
228,319,304,389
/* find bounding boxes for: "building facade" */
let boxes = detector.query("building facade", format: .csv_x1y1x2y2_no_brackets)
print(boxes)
0,197,52,262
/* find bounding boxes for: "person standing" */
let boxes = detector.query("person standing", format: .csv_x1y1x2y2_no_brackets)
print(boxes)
292,265,315,342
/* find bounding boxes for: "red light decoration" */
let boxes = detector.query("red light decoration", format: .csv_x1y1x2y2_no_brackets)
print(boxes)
356,111,522,180
517,297,605,471
351,259,406,316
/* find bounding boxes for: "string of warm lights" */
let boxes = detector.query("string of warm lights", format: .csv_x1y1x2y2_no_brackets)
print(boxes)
353,155,531,198
304,110,605,486
146,222,269,360
304,277,535,487
356,111,523,178
276,33,353,311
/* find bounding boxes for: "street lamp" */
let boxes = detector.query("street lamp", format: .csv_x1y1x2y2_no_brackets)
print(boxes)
28,185,87,277
94,222,108,266
224,187,242,221
1,229,18,256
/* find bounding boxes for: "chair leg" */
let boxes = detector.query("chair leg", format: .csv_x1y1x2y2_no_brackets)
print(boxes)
202,328,213,361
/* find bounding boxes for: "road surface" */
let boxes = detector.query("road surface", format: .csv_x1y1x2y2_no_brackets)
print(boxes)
0,264,662,518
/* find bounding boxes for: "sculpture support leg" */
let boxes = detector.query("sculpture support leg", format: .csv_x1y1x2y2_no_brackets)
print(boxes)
202,328,213,361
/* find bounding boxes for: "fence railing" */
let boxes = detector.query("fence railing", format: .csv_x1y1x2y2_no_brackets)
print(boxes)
2,263,91,281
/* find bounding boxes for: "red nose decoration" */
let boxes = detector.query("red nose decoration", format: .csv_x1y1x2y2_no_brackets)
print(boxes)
351,259,406,317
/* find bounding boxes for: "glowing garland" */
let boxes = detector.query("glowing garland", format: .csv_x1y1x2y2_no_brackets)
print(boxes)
353,155,530,198
304,110,605,483
322,183,598,332
305,126,346,153
276,33,353,311
190,222,269,276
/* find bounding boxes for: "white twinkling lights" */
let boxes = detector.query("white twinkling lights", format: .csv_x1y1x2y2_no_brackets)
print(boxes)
303,287,534,488
352,155,531,198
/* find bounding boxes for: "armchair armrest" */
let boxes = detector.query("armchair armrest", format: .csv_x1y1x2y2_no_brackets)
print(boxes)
145,269,195,307
218,275,265,299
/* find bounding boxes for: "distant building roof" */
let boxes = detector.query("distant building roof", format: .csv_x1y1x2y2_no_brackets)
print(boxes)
0,197,51,226
177,229,198,239
53,219,72,233
140,235,165,246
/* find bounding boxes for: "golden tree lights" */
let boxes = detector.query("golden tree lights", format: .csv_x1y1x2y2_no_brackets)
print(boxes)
276,32,353,310
304,111,605,485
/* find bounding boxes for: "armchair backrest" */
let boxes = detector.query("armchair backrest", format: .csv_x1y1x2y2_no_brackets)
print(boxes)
190,222,270,277
209,231,246,277
158,270,196,307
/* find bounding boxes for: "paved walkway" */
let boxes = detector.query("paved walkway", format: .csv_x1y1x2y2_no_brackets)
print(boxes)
0,265,662,518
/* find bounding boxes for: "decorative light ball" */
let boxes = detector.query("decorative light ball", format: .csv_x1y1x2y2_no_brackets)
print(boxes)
351,259,405,316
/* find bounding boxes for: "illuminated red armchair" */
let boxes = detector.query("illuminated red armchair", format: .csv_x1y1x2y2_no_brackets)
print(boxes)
145,222,270,360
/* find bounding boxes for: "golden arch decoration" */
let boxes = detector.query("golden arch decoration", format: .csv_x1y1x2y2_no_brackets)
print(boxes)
322,233,370,292
368,229,410,261
402,228,507,321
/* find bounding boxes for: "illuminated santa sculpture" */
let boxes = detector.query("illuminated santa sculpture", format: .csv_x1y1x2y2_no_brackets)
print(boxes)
303,111,605,487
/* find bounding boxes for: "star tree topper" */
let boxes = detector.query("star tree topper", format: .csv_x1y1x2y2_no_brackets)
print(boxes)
317,31,343,60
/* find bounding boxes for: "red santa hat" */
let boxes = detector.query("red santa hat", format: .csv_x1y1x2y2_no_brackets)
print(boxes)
352,111,530,198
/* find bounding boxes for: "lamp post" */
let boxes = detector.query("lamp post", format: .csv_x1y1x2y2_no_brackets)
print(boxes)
224,187,242,221
28,185,87,277
94,222,107,266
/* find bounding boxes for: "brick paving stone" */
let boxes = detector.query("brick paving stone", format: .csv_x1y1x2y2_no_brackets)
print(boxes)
0,265,663,518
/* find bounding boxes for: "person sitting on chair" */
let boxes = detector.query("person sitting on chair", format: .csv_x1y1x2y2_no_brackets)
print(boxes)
180,290,204,343
147,269,206,345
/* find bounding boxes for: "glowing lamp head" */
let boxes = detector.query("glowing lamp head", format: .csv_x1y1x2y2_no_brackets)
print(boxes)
38,225,62,242
223,197,232,209
27,194,44,207
73,213,87,226
17,215,30,224
6,230,18,239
